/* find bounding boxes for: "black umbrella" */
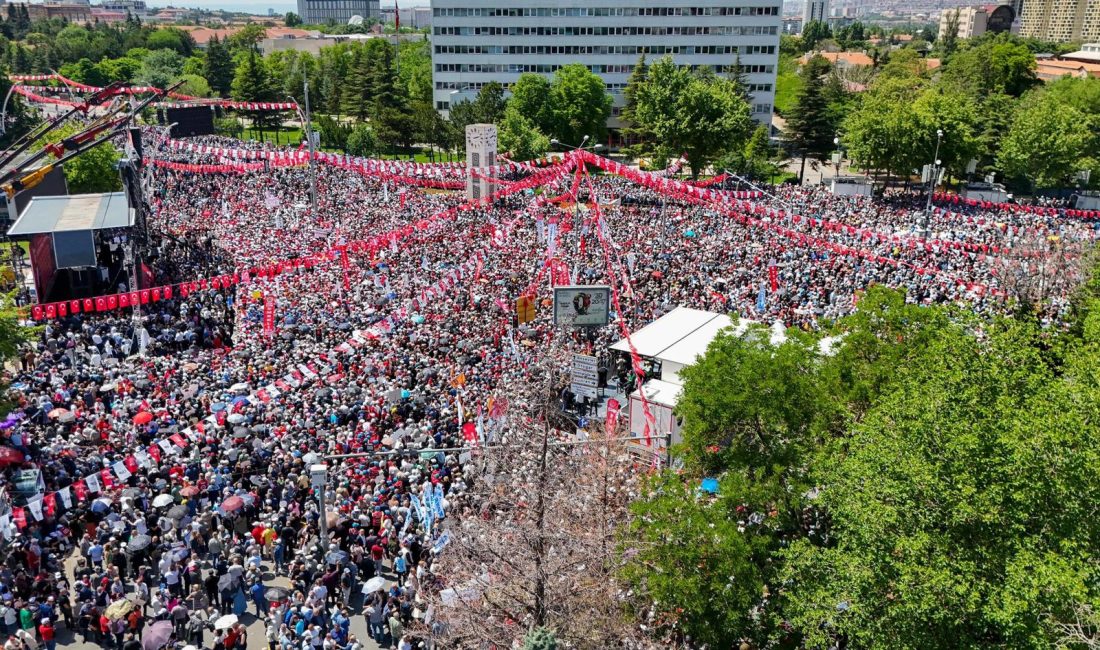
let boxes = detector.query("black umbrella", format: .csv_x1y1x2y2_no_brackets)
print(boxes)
325,550,349,566
167,505,188,520
264,587,289,602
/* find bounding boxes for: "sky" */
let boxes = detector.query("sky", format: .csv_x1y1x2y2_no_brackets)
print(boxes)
144,0,426,16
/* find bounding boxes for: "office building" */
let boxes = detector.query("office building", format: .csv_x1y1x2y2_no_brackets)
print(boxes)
938,6,988,40
431,0,782,130
1018,0,1100,43
803,0,827,23
296,0,379,26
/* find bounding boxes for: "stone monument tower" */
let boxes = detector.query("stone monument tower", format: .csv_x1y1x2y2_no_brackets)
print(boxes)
465,123,497,201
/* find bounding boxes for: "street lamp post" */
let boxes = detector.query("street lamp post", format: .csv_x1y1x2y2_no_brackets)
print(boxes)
301,81,318,215
310,463,329,559
925,128,943,213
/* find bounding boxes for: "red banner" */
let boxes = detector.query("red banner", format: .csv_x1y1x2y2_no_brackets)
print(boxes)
263,294,276,337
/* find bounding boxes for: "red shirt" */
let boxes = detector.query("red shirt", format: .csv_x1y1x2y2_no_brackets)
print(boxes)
38,625,54,641
370,544,384,561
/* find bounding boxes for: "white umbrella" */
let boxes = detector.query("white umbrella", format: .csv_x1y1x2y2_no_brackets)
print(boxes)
213,614,238,631
227,413,246,424
229,383,250,393
152,494,173,508
361,577,387,594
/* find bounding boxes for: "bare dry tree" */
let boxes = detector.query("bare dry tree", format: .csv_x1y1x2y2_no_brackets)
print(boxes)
417,349,660,649
987,230,1093,315
1053,603,1100,649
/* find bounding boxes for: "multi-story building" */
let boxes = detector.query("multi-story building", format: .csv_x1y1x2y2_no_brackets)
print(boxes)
99,0,147,19
1018,0,1100,43
296,0,379,26
803,0,828,22
430,0,781,131
938,6,988,39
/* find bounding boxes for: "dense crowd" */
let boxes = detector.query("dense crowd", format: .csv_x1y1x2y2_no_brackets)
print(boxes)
0,133,1094,650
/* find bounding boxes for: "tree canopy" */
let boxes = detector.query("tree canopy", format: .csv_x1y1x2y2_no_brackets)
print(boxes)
621,283,1100,648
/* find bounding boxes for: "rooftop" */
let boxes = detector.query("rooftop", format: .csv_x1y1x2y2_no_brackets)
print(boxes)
8,193,133,237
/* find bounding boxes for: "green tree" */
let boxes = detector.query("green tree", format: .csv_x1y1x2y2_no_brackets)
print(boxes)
346,123,375,156
780,312,1100,650
498,104,550,161
33,122,121,194
136,48,183,89
509,73,553,135
619,55,652,156
546,63,613,147
742,123,779,180
843,76,924,182
912,86,981,179
471,80,506,124
176,73,210,98
203,35,234,97
939,34,1039,98
284,11,302,26
314,113,350,151
997,93,1096,190
633,57,751,176
227,24,266,52
941,9,960,56
784,54,836,182
1044,75,1100,117
146,28,192,55
231,50,279,134
801,20,832,52
522,628,557,650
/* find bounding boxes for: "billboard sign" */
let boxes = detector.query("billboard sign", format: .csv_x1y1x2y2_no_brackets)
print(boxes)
552,285,610,327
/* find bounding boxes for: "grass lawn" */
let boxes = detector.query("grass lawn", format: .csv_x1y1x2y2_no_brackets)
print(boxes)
774,55,803,116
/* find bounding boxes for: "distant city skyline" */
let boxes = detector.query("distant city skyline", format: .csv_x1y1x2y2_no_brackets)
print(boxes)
142,0,424,15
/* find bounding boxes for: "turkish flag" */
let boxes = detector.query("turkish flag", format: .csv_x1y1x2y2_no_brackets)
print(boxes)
57,302,67,317
32,305,43,320
163,286,173,300
107,295,118,310
45,304,56,319
100,469,115,491
72,480,87,502
70,300,81,314
120,293,130,308
148,444,162,463
140,290,150,304
96,297,107,311
123,455,139,473
83,298,94,313
11,508,25,530
43,493,57,517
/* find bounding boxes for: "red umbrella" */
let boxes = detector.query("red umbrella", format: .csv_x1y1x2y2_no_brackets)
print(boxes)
0,447,25,467
132,412,154,425
221,496,245,512
179,486,200,497
47,408,69,419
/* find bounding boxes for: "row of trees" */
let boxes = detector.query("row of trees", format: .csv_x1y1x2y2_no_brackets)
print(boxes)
781,33,1100,191
623,279,1100,648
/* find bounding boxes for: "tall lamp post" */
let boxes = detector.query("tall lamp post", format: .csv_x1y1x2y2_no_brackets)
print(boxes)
310,464,329,559
925,128,944,212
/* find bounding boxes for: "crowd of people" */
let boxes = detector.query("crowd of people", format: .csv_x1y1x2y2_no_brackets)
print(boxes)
0,130,1095,650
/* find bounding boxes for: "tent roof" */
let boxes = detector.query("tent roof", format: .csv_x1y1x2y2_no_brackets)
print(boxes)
630,379,682,408
611,307,749,364
7,193,132,236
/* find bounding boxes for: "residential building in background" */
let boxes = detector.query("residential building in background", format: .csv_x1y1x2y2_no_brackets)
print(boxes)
803,0,828,22
1018,0,1100,42
430,0,782,133
938,6,988,40
0,1,90,21
99,0,147,18
296,0,379,26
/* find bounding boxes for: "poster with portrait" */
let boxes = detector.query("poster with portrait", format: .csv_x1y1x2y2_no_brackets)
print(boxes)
553,286,610,327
